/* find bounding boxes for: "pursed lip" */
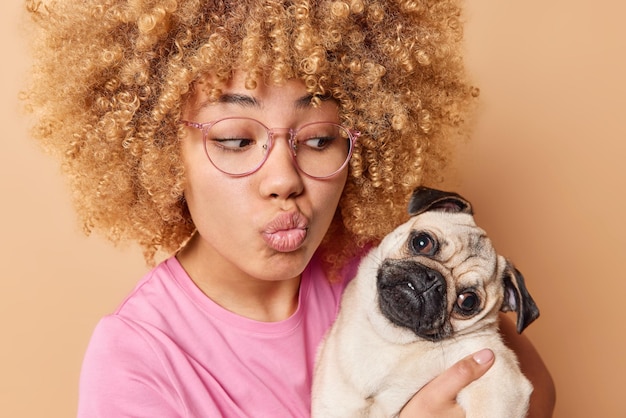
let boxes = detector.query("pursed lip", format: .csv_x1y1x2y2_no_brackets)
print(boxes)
262,211,309,252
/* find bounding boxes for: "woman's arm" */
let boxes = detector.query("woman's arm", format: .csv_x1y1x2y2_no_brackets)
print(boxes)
499,313,556,418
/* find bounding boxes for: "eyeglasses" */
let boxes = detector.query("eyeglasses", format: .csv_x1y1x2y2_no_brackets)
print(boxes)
181,117,360,179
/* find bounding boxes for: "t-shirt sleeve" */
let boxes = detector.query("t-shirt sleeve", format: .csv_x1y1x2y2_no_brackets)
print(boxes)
77,316,181,418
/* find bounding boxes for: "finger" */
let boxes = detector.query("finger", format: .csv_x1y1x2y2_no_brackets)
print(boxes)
399,349,495,418
423,349,495,403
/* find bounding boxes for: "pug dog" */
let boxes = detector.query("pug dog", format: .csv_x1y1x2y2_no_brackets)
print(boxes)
312,187,540,418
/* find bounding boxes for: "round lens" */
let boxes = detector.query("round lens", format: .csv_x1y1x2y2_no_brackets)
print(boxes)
203,118,269,176
293,122,353,178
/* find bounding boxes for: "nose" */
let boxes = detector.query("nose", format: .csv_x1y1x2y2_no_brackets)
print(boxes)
258,131,304,200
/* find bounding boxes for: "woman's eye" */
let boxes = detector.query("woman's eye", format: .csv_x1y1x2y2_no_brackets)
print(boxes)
456,292,480,314
212,138,255,150
302,136,335,150
409,232,437,255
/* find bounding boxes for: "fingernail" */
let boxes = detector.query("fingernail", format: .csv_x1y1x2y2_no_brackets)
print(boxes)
473,349,494,365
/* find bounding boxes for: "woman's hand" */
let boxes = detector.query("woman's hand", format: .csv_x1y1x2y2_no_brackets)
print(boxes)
398,349,495,418
399,314,556,418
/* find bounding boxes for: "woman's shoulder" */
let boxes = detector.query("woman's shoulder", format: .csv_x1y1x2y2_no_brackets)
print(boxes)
112,257,184,316
305,249,370,312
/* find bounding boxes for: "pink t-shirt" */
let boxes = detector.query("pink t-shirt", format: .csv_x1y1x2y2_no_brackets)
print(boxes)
78,255,349,417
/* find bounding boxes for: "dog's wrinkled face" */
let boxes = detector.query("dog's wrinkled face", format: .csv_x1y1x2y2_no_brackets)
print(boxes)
375,212,502,342
363,187,539,344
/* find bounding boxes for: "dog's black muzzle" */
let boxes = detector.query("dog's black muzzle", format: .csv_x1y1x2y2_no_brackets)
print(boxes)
377,259,451,341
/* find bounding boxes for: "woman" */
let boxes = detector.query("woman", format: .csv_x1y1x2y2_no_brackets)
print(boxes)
24,0,555,416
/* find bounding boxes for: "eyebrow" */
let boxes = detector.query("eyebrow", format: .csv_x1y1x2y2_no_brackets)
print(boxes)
217,93,317,109
217,93,259,107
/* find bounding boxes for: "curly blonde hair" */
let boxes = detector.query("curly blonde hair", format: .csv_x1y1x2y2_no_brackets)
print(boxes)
23,0,476,273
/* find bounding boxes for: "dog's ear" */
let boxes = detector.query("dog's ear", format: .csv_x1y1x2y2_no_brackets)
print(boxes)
408,186,473,216
501,262,540,333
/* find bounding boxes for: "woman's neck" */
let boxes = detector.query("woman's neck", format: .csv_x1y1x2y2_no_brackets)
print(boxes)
176,236,302,322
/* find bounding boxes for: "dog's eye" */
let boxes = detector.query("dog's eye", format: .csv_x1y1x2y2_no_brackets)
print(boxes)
456,292,480,314
409,232,437,256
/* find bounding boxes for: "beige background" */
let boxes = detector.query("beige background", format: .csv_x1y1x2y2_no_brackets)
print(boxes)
2,0,624,417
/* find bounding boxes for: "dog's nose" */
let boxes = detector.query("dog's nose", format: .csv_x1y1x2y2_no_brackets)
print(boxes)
378,259,443,294
377,259,449,341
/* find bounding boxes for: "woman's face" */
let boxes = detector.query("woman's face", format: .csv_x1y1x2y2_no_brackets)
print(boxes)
179,71,347,284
